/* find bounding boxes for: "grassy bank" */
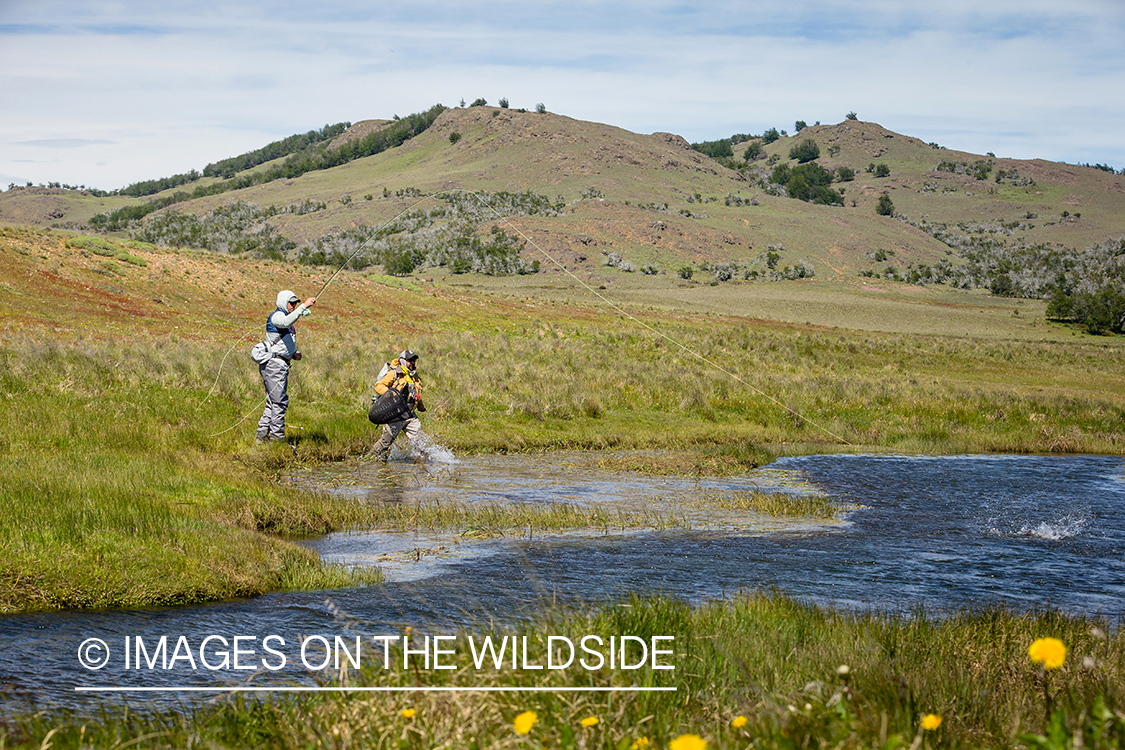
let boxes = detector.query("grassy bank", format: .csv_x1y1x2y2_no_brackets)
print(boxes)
4,593,1122,749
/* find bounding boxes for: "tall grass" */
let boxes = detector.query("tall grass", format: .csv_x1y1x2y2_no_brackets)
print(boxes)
4,593,1121,749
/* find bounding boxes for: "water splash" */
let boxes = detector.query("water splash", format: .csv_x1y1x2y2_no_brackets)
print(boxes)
407,431,460,465
1017,515,1090,540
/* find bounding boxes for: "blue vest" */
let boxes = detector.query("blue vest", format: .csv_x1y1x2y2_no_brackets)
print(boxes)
265,307,292,337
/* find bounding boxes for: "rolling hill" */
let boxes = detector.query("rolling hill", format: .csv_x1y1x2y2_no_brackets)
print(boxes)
2,106,1123,298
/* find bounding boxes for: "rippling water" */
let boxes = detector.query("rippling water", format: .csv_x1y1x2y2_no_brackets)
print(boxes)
1,452,1121,710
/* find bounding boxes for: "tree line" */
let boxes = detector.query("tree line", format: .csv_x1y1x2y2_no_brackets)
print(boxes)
90,106,446,231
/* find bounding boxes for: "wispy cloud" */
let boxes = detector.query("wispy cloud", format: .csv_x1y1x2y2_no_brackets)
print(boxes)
1,0,1123,189
16,138,116,148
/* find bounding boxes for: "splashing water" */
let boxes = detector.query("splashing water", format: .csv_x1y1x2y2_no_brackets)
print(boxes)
1017,515,1091,540
407,430,460,465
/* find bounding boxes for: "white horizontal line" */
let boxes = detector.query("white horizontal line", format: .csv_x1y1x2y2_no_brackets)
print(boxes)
76,686,676,693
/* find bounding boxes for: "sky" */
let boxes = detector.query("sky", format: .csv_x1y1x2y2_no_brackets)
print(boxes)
2,0,1124,192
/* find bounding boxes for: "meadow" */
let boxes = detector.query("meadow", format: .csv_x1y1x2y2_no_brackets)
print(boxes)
2,226,1125,611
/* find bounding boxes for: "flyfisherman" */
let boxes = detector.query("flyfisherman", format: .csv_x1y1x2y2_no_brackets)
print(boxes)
370,349,426,459
256,289,316,443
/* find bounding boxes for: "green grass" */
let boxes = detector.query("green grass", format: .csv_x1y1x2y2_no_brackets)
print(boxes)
3,593,1121,749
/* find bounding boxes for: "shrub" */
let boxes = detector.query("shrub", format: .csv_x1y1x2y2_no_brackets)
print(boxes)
691,139,733,159
876,194,895,216
449,132,462,144
535,102,546,114
845,111,858,120
761,128,781,144
874,163,891,178
835,166,855,182
743,142,763,161
498,97,509,109
470,98,488,107
789,139,820,163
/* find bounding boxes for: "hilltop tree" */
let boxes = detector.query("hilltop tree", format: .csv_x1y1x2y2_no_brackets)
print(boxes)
499,97,509,109
762,128,781,144
471,98,488,107
535,102,547,113
795,120,807,133
846,111,858,120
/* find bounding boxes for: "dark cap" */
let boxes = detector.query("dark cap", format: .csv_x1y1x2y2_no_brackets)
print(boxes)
401,349,418,362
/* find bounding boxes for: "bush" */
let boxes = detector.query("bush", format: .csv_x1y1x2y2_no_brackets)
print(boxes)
874,163,890,178
470,98,488,107
743,142,763,161
761,128,781,144
876,194,895,216
449,132,462,144
789,139,820,163
845,111,858,120
835,166,855,182
691,139,733,159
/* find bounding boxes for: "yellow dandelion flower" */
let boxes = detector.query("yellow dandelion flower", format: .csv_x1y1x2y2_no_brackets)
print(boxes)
581,716,599,727
631,738,650,750
669,734,708,750
513,710,538,735
400,708,416,719
921,714,942,731
731,715,748,729
1028,637,1067,670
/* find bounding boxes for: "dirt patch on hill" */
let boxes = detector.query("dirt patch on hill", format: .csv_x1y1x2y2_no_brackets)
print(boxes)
328,120,392,150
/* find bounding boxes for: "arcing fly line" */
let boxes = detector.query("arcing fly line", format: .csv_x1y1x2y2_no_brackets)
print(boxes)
205,186,850,446
456,189,855,447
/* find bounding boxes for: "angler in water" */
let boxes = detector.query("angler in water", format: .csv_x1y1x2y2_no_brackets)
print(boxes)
256,289,316,443
369,349,426,459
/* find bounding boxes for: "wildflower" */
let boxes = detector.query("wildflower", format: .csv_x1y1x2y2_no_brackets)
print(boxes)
669,734,708,750
836,664,851,677
581,716,599,727
631,738,650,750
513,710,538,735
921,714,942,731
731,716,748,729
1028,637,1067,670
400,708,416,719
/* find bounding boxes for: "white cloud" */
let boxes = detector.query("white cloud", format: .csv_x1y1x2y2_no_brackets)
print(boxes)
1,0,1123,189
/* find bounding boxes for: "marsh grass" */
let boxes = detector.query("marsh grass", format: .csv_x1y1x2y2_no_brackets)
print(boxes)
5,593,1121,749
362,498,686,536
695,489,839,518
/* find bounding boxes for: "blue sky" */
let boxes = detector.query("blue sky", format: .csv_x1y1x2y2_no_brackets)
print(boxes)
2,0,1124,191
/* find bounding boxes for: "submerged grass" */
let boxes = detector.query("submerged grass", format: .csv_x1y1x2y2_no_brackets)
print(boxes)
4,593,1121,749
697,489,839,518
361,497,687,536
